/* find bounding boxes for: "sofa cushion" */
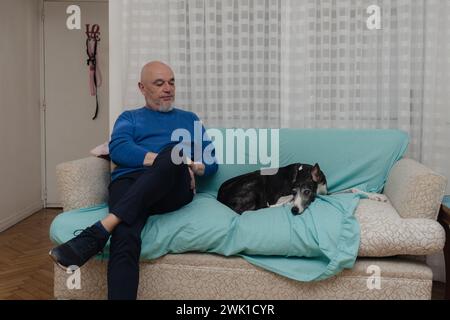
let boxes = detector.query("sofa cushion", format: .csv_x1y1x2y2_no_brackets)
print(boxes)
357,199,445,256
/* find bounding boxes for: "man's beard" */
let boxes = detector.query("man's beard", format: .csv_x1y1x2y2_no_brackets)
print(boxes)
146,98,174,112
158,104,174,112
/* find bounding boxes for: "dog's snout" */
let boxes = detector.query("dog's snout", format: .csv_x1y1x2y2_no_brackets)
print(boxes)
291,206,300,215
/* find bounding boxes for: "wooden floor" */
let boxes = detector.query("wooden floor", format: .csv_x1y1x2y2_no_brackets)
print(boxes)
0,208,61,300
0,208,446,300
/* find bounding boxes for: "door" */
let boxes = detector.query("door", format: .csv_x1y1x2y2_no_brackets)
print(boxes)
44,1,109,206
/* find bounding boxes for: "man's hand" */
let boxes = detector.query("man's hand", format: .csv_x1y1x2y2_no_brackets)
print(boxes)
188,162,205,176
188,167,196,194
143,152,158,166
186,159,205,195
187,162,205,194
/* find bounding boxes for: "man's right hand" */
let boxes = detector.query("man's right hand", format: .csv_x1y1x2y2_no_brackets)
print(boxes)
143,152,158,166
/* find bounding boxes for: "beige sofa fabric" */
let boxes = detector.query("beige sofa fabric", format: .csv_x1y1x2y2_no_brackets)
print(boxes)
356,199,445,256
56,157,110,211
54,255,432,300
384,158,447,220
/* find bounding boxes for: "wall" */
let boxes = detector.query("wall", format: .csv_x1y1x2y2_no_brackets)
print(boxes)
109,0,122,132
0,0,43,231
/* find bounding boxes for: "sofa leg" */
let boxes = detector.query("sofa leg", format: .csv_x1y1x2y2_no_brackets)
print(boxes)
438,205,450,300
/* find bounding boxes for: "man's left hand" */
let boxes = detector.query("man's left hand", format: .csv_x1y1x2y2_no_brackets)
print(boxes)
188,162,205,176
186,159,205,195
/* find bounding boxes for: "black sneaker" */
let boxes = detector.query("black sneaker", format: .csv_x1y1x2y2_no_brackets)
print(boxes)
49,224,109,270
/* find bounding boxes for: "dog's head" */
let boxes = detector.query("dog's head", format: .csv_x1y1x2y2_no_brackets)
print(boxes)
291,163,328,215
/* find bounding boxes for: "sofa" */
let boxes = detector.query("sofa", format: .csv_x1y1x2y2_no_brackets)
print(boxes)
51,129,447,300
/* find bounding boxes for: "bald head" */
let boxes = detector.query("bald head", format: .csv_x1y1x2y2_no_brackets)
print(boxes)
140,61,173,83
138,61,175,112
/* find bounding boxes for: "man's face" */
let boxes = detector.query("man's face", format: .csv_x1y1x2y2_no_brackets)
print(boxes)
139,65,175,112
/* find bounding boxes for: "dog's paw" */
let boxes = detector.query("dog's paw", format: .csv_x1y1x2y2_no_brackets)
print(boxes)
367,193,388,202
350,188,388,202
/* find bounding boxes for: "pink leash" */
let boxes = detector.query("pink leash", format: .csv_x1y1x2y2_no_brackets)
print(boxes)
86,24,102,120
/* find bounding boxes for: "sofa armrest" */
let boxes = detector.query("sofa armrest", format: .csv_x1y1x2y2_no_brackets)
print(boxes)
56,157,111,211
384,158,447,220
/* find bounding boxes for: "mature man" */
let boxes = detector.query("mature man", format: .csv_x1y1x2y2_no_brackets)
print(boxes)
49,61,218,299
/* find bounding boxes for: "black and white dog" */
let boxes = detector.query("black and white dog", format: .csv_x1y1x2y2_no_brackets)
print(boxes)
217,163,328,215
217,163,388,215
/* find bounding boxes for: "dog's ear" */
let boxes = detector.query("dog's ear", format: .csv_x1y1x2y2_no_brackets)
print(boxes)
311,163,321,183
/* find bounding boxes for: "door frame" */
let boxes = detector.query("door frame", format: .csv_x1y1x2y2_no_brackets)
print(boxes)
39,0,47,207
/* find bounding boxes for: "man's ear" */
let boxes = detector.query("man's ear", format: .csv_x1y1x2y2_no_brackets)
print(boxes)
138,82,145,92
311,163,321,182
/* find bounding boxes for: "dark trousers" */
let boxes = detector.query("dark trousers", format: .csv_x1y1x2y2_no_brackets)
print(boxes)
107,146,193,300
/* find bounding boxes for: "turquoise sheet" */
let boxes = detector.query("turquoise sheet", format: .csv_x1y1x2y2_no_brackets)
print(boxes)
197,128,409,196
50,129,409,282
442,195,450,209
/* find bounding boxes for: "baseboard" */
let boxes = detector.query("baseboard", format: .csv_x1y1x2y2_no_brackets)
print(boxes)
0,200,44,233
45,202,62,208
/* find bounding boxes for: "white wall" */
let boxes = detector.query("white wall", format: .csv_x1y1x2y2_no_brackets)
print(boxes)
109,0,122,133
0,0,43,231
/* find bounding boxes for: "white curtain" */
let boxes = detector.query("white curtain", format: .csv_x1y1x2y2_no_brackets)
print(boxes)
280,0,450,186
118,0,450,192
122,0,282,128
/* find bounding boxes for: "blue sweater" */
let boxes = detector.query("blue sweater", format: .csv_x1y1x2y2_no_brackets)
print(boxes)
109,107,218,181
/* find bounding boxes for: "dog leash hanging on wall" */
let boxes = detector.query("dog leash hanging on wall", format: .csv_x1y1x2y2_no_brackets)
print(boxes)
85,24,102,120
